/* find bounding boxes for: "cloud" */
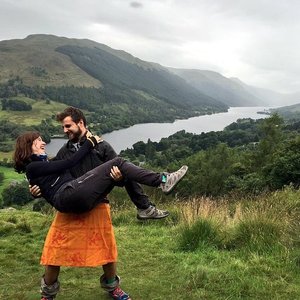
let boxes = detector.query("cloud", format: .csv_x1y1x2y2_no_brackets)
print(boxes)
0,0,299,92
130,1,143,8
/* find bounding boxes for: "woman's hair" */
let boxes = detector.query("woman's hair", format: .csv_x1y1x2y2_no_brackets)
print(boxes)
13,131,40,173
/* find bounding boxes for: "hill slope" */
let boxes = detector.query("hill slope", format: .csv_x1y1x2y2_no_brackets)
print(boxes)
0,34,228,117
168,68,266,107
231,77,300,106
0,188,299,299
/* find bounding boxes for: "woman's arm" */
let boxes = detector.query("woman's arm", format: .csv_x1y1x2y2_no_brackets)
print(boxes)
26,139,94,178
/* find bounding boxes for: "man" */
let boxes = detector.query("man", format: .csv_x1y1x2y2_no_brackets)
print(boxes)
55,106,169,220
32,106,168,299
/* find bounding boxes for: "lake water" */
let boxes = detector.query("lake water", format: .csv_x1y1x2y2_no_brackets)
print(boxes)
46,106,271,156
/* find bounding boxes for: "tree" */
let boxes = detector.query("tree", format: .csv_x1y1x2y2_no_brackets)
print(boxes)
256,114,283,165
1,99,32,111
0,172,4,184
264,137,300,189
181,143,237,196
2,180,33,206
145,139,156,161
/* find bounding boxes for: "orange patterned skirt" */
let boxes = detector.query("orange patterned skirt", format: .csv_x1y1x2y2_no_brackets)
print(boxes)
40,203,117,267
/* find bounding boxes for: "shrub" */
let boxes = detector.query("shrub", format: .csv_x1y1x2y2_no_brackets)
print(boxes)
0,172,4,185
6,215,18,224
2,180,33,207
177,218,221,251
16,220,32,233
1,98,32,111
32,199,52,214
0,220,16,236
228,218,282,253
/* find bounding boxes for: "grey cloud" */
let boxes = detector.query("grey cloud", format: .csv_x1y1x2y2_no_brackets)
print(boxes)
0,0,299,92
130,2,143,8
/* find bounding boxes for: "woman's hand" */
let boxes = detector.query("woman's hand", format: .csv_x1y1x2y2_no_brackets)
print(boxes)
86,130,103,147
110,166,123,181
29,184,42,197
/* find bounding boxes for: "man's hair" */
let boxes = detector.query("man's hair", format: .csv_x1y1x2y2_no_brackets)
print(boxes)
56,106,87,126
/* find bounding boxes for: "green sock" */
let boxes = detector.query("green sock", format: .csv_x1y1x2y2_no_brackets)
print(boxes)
106,277,116,284
161,174,167,183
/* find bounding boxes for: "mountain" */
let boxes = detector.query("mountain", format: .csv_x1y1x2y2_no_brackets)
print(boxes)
168,68,266,107
230,78,300,107
268,102,300,122
0,34,227,119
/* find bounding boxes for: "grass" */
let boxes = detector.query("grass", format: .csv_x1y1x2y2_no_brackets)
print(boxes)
0,151,13,160
0,187,299,299
0,97,67,125
0,99,91,161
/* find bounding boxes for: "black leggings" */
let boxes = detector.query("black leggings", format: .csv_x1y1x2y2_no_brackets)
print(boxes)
52,157,162,213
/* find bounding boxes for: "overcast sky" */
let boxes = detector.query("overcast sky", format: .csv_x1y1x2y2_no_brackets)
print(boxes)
0,0,299,93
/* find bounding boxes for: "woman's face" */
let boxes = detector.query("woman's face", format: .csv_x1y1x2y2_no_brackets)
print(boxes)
31,136,46,155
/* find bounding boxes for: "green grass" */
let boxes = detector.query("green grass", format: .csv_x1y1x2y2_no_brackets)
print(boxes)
0,99,91,161
0,188,299,299
0,150,13,160
0,97,68,125
0,98,66,160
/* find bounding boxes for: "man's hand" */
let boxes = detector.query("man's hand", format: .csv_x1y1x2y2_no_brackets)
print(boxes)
110,166,123,181
29,184,42,197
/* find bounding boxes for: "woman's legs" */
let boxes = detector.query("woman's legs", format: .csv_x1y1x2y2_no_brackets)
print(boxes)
89,157,188,191
54,157,187,213
44,265,60,284
54,157,162,213
40,265,60,299
102,262,117,280
40,264,131,299
101,262,131,299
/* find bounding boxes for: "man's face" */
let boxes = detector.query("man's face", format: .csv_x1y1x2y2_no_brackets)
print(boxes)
61,116,84,142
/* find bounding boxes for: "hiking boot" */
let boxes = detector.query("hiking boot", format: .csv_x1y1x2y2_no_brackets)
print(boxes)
160,165,188,194
137,205,169,220
109,286,131,300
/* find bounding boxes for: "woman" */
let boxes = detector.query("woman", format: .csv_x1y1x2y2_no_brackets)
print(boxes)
14,131,188,214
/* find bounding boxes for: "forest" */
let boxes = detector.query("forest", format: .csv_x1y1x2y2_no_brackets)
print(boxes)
0,74,227,139
2,113,300,207
120,114,300,197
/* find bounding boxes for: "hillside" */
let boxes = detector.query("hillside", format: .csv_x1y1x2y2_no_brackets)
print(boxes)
0,34,227,116
0,34,167,87
0,188,299,299
231,77,300,106
168,68,266,107
0,35,102,87
269,102,300,122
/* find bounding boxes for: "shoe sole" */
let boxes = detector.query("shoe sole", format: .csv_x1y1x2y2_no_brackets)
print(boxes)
164,165,188,195
137,212,170,220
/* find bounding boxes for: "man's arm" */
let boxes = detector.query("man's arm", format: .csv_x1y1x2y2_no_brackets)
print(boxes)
94,140,118,162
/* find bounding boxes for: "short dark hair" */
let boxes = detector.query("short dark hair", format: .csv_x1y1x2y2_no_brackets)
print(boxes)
56,106,87,126
13,131,40,173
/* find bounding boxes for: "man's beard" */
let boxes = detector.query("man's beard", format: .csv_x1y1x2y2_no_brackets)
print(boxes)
68,128,83,143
